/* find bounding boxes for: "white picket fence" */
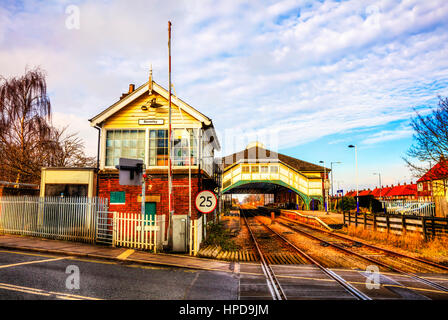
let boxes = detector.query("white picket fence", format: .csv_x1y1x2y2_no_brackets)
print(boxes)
112,212,159,252
0,196,108,243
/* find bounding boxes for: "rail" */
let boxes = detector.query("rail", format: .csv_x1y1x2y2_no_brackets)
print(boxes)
276,216,448,293
242,209,371,300
242,213,286,300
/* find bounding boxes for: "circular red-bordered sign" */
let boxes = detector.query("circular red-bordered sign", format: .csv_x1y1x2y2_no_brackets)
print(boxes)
195,190,218,213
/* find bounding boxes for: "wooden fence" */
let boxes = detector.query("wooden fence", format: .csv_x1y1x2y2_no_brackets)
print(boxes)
0,196,108,243
343,211,448,240
112,212,159,252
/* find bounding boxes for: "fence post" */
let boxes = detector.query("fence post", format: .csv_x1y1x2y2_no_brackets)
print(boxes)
386,213,390,234
355,212,358,228
402,215,406,235
112,212,116,247
363,213,367,229
432,217,436,238
373,213,377,231
422,216,427,241
343,211,346,225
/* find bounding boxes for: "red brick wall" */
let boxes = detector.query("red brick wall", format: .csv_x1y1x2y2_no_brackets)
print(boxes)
98,172,202,220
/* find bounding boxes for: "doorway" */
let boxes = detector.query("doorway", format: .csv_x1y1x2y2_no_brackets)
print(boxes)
145,202,156,223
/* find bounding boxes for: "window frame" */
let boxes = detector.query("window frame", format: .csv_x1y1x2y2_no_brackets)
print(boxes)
104,128,146,168
103,127,202,169
110,191,126,204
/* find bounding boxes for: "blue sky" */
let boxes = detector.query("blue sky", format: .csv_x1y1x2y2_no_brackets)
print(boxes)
1,0,448,192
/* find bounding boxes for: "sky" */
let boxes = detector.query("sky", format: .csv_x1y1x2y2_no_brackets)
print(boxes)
1,0,448,193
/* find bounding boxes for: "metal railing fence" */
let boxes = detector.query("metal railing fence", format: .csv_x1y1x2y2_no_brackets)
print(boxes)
0,196,108,243
381,200,435,217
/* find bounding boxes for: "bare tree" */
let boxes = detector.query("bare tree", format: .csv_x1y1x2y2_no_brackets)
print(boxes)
404,96,448,177
404,96,448,217
0,67,52,184
0,68,95,184
45,126,96,168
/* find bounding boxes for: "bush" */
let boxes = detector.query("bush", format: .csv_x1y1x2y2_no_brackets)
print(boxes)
202,222,239,251
337,196,357,212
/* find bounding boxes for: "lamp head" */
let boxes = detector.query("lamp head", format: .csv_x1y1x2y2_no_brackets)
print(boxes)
141,105,148,111
348,145,355,148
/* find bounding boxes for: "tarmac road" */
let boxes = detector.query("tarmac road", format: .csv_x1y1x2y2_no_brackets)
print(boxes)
0,249,239,300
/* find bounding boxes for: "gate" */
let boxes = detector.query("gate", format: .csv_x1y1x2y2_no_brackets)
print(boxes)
112,212,158,252
96,210,114,245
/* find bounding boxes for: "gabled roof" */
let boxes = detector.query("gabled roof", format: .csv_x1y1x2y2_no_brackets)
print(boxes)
387,183,417,197
417,160,448,182
89,81,212,127
221,145,329,173
381,186,394,197
358,189,372,196
370,187,382,197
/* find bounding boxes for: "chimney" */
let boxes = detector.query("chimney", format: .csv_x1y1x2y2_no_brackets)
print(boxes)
129,84,135,93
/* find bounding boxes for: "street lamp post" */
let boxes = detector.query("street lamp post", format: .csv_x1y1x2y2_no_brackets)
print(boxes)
373,172,382,199
319,161,328,214
348,145,359,214
330,161,342,211
373,172,386,214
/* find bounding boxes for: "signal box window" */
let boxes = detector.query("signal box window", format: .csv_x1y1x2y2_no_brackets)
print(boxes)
106,130,145,167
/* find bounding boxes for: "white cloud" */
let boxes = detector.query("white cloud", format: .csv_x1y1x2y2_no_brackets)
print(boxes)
1,0,448,171
361,126,413,145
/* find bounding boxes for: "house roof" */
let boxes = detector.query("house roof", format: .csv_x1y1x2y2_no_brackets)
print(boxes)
89,80,220,151
345,190,356,197
221,144,329,173
387,183,417,197
358,189,372,196
417,160,448,182
89,81,212,126
370,187,383,197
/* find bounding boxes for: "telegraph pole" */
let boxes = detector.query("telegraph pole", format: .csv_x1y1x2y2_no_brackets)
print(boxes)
168,21,173,247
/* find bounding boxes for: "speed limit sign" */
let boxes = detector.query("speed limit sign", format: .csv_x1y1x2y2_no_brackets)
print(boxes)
195,190,217,214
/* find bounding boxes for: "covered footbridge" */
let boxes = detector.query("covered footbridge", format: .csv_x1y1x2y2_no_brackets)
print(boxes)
221,142,329,210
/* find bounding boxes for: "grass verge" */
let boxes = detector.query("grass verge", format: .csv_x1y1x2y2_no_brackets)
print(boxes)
202,222,240,251
344,225,448,265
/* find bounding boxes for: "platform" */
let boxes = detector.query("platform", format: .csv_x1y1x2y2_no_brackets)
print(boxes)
279,209,344,229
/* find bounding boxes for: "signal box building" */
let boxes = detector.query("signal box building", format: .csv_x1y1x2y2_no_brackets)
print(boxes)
89,76,220,252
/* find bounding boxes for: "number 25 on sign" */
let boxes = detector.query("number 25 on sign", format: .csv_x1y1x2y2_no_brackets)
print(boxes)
195,190,217,213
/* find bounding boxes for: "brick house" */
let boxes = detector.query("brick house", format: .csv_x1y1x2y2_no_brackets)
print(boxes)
417,161,448,201
89,74,221,252
417,160,448,216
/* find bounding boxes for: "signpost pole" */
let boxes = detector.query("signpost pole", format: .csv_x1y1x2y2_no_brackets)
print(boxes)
168,21,173,248
141,164,146,244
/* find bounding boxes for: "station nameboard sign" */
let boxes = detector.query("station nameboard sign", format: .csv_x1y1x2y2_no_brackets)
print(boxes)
138,119,164,125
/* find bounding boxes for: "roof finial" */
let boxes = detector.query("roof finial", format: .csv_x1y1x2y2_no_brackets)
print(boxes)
149,64,153,95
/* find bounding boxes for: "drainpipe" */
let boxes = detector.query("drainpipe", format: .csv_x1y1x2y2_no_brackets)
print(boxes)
94,125,101,197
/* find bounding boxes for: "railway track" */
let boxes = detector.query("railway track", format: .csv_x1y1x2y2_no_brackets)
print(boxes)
273,214,448,293
241,210,371,300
